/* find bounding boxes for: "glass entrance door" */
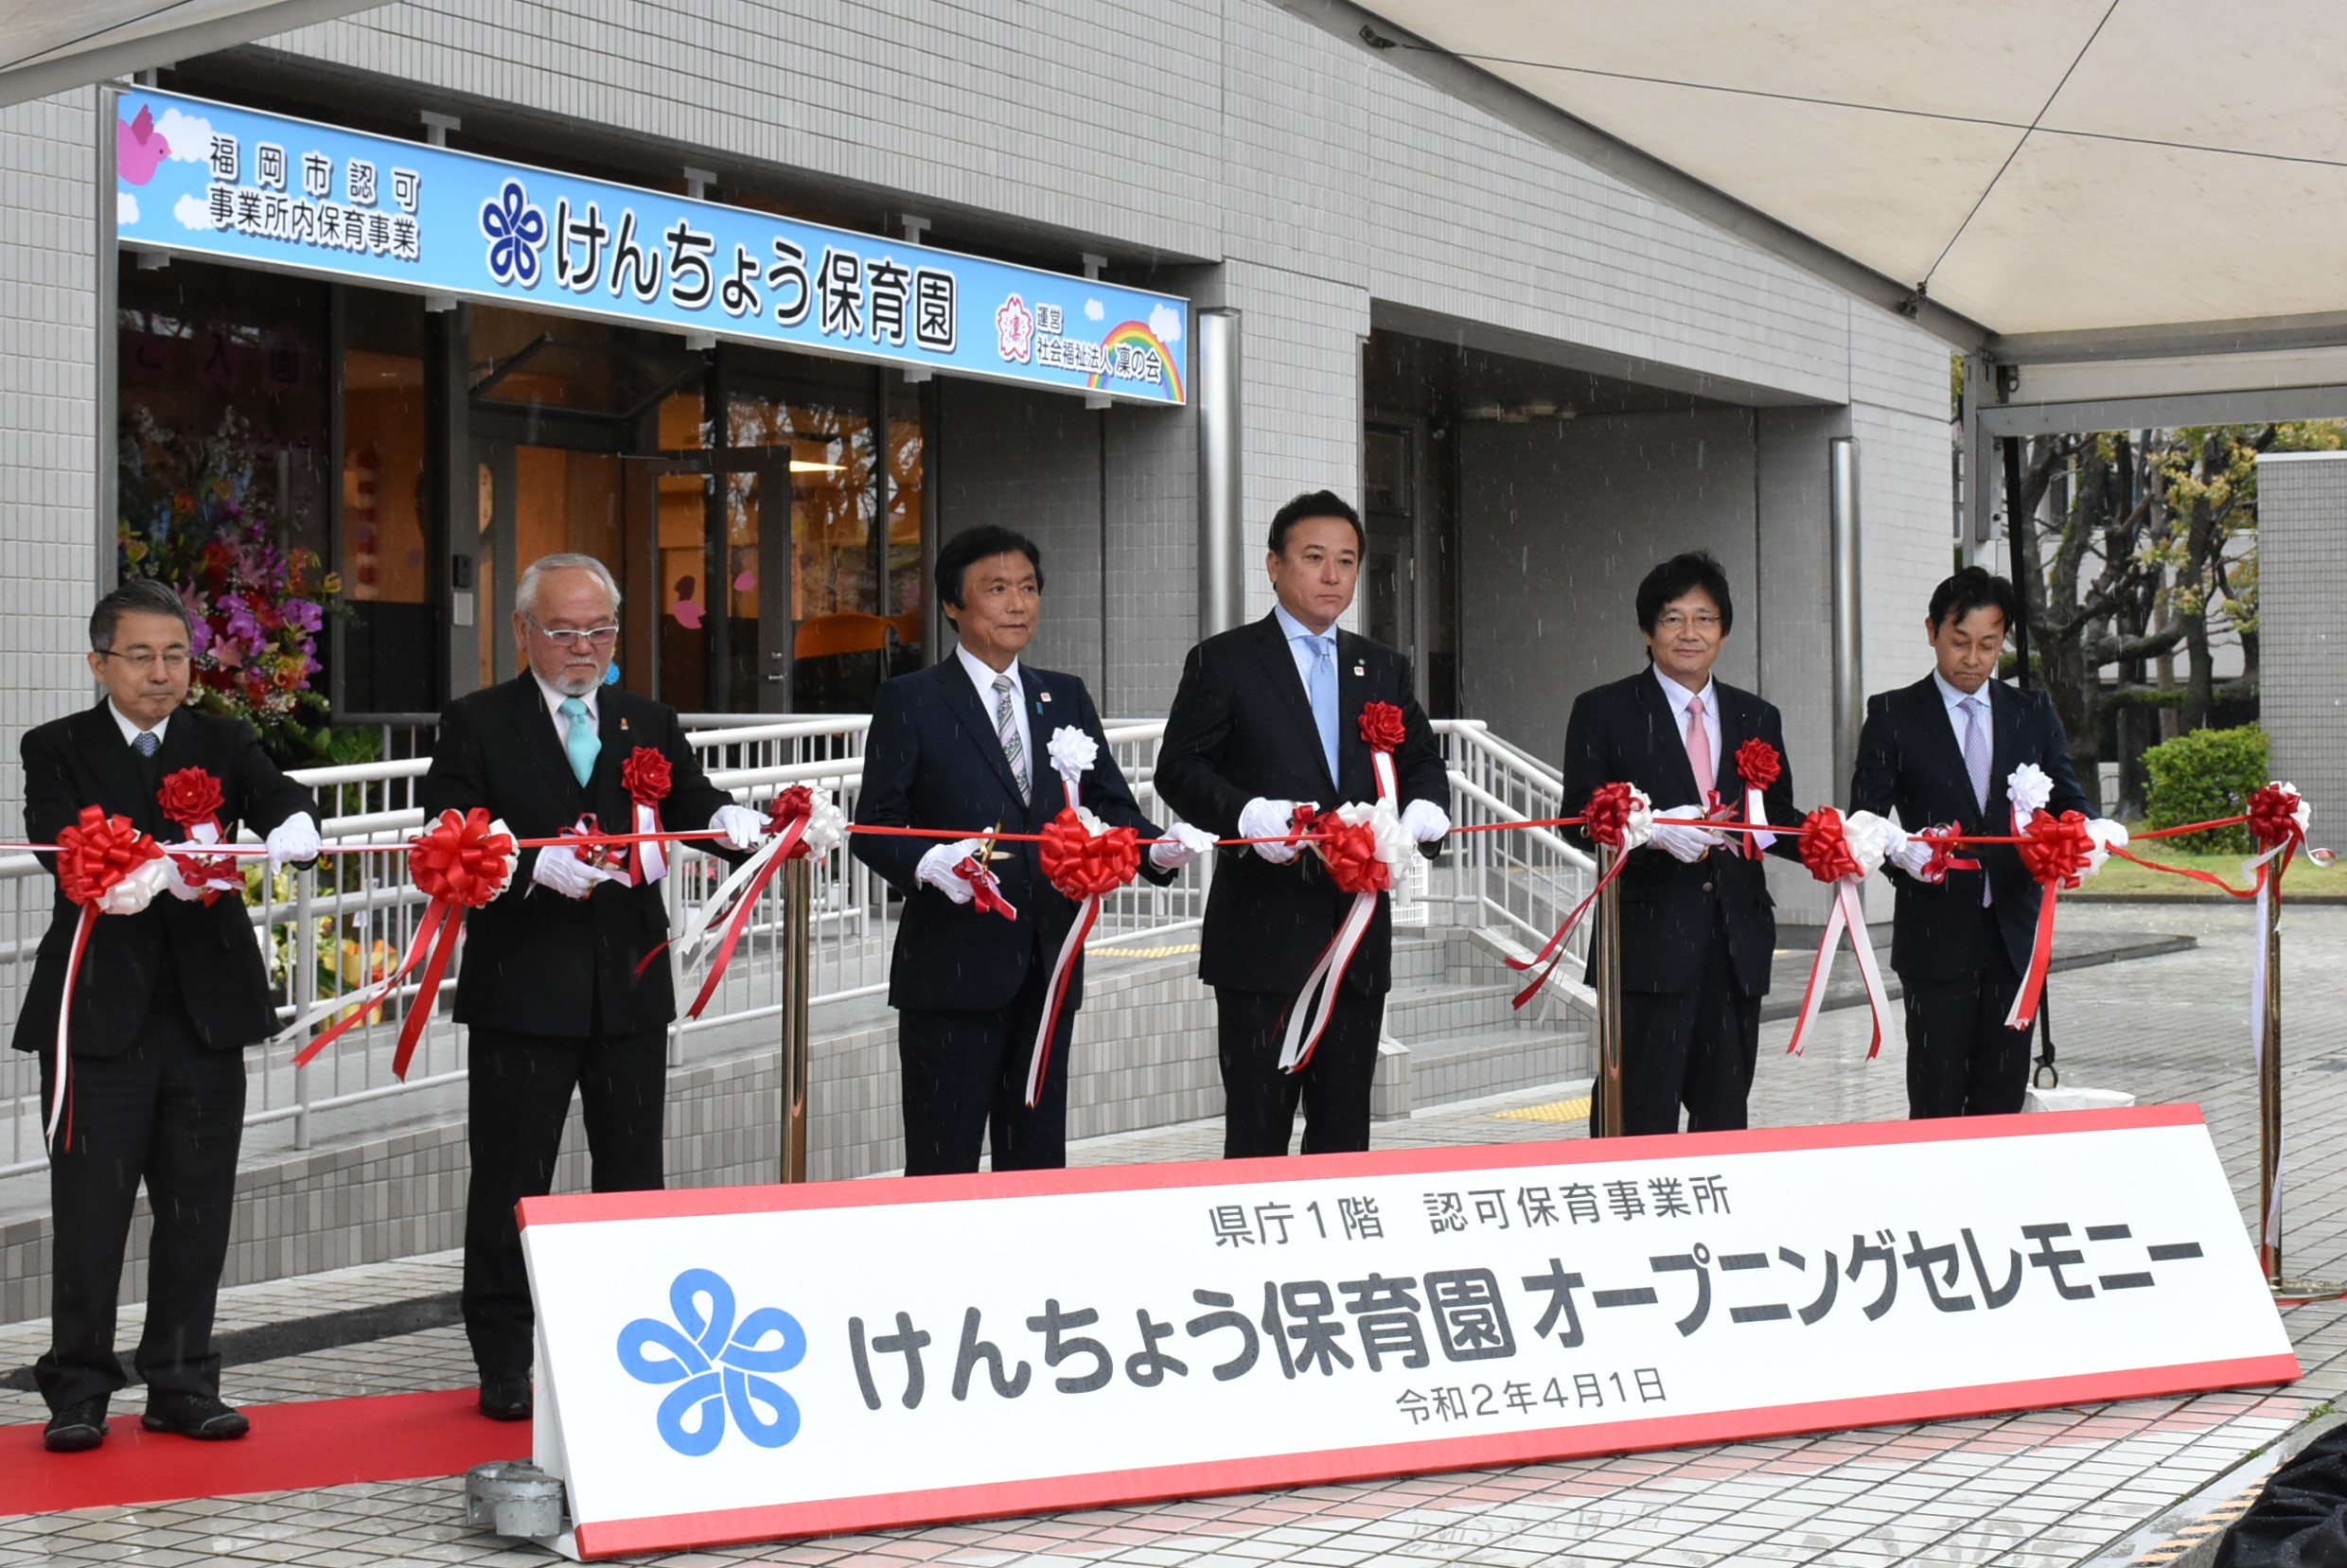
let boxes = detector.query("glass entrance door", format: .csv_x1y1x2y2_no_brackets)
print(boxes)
636,452,796,714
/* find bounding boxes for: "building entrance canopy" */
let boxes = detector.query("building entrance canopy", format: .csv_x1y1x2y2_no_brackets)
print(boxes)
1300,0,2347,392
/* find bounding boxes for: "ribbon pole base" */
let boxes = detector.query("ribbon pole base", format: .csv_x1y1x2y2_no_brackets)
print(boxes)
2272,1277,2347,1306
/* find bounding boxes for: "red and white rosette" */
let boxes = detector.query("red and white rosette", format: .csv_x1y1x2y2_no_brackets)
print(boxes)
158,766,241,903
1025,725,1143,1106
2002,808,2098,1031
678,785,845,1018
620,746,673,886
1278,798,1412,1072
1785,807,1895,1059
1505,782,1655,1010
45,806,172,1148
291,808,516,1080
1732,738,1780,854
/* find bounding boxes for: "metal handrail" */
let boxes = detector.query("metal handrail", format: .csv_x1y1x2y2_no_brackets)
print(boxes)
0,712,1582,1180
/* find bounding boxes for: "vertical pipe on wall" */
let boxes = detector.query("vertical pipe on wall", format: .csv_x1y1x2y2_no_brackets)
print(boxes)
95,87,121,597
1829,437,1863,803
1196,308,1244,638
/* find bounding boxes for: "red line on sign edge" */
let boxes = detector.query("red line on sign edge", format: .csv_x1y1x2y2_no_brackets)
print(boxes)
520,1105,2206,1228
569,1349,2298,1559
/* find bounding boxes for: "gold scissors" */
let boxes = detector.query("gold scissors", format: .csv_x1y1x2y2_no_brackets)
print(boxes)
975,814,1013,863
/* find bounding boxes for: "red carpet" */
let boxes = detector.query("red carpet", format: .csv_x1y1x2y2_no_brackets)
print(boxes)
1,1389,532,1514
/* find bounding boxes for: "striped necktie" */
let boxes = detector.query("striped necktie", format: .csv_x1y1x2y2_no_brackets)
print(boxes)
993,674,1029,804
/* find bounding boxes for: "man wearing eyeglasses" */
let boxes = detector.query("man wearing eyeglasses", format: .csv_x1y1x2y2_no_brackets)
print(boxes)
420,553,759,1422
1561,551,1799,1137
15,576,322,1453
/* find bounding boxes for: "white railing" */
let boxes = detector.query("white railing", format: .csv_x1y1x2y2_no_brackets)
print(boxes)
0,713,1577,1181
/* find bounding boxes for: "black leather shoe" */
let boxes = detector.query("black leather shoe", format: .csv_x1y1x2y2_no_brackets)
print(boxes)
141,1391,250,1440
479,1373,533,1422
44,1397,109,1453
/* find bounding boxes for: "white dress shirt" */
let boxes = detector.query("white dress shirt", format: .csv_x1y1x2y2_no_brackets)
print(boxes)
533,674,598,742
1272,602,1339,700
108,701,169,749
1932,669,1997,749
1651,665,1720,791
956,643,1029,782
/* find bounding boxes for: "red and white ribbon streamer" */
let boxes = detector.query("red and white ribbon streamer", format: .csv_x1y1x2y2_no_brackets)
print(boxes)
676,788,836,1019
1279,703,1414,1073
291,808,517,1080
46,808,171,1149
2002,810,2096,1031
1504,782,1653,1011
1024,728,1143,1108
1784,808,1893,1058
1785,878,1891,1059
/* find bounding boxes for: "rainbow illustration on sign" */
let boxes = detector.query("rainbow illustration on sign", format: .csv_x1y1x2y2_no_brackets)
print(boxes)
1090,322,1184,402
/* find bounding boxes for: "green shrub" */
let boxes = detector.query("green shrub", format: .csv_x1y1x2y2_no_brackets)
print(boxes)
2142,724,2268,854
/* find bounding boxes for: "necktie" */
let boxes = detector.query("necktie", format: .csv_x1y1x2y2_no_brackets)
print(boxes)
559,696,598,787
1308,636,1338,783
1684,694,1714,804
993,674,1030,804
1961,695,1992,907
132,731,160,759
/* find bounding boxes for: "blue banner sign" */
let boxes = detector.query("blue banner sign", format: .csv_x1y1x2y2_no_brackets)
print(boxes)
112,88,1187,406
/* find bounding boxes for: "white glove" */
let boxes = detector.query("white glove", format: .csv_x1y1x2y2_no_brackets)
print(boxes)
532,841,622,900
1400,798,1451,844
1887,837,1936,879
1149,821,1217,871
2083,817,2128,877
265,812,323,875
1648,803,1724,864
163,856,206,902
1238,798,1302,864
710,803,768,852
916,838,983,904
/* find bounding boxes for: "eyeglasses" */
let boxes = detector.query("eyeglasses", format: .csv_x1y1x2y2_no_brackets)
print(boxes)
524,615,620,649
1654,613,1722,634
100,647,191,671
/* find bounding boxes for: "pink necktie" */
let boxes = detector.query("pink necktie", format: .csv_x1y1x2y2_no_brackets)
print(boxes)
1685,695,1714,806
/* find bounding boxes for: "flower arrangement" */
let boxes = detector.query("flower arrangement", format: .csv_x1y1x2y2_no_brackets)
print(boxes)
118,406,343,758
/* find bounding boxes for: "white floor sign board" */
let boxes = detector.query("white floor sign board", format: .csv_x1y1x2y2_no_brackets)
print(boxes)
519,1106,2295,1558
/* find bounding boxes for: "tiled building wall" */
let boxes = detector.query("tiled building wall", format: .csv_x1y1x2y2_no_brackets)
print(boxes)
1454,409,1763,766
2258,452,2347,834
0,88,103,843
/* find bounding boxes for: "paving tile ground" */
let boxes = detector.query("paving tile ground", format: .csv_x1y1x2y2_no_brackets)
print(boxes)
4,901,2345,1564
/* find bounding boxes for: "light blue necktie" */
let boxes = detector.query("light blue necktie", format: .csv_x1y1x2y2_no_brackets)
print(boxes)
559,696,599,786
1307,635,1339,783
1961,695,1992,907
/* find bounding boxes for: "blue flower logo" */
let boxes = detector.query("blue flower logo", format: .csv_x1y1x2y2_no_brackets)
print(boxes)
479,178,547,288
617,1268,806,1456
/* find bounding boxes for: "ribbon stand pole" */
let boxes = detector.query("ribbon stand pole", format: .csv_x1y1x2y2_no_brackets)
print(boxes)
1595,843,1625,1139
2261,869,2284,1284
2256,864,2347,1303
779,857,811,1185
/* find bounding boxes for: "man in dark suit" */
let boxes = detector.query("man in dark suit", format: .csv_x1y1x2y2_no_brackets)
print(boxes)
1156,490,1450,1159
1562,551,1800,1138
420,553,757,1421
853,526,1206,1176
16,577,320,1452
1850,566,2107,1119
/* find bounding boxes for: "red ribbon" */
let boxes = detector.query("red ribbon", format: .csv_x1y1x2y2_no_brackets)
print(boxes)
47,808,168,1149
684,787,814,1019
1785,808,1891,1060
1734,739,1780,855
1914,824,1980,883
2004,810,2094,1031
1039,808,1141,901
159,766,240,907
1505,783,1642,1011
294,808,515,1080
1796,805,1860,883
1315,816,1393,897
2250,784,2305,854
1279,707,1414,1072
1358,701,1408,754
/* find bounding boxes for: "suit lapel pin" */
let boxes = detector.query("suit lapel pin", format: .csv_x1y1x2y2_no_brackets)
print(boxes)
620,716,629,731
1038,690,1051,703
1352,662,1366,678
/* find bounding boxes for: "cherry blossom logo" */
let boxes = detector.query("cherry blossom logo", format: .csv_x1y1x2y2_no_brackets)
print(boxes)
479,178,548,288
996,293,1034,363
617,1268,806,1456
